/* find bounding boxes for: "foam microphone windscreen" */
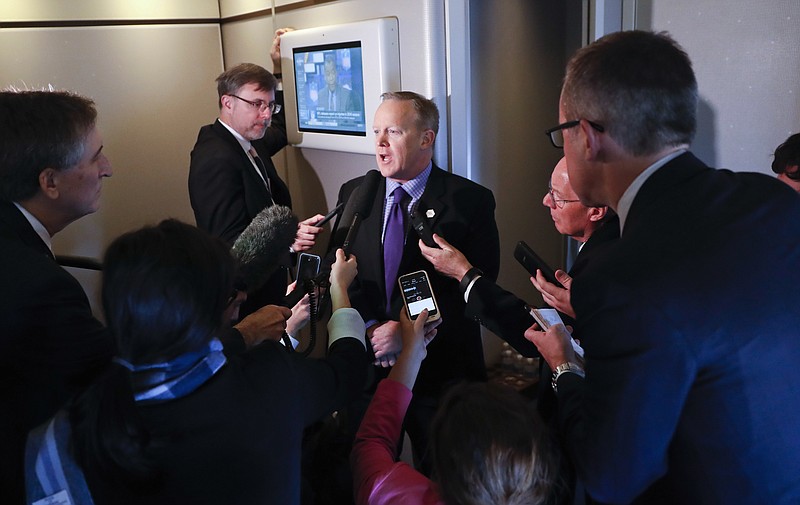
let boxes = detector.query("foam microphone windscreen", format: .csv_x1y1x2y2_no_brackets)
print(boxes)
232,205,298,293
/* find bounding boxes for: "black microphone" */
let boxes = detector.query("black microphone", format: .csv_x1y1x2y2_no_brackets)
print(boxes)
336,169,382,256
285,170,383,309
231,205,298,293
411,200,437,248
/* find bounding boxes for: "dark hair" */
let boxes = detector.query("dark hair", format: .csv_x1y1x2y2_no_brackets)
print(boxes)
380,91,440,135
216,63,277,107
102,219,234,362
772,133,800,181
430,382,562,505
562,31,698,156
70,220,235,489
0,89,97,201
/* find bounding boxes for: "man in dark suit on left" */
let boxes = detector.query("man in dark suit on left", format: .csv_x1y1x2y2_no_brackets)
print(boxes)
189,29,324,329
0,89,116,504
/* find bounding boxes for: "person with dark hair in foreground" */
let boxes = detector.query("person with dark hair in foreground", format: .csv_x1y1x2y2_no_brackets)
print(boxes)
527,30,800,504
772,132,800,192
25,220,368,505
351,308,562,505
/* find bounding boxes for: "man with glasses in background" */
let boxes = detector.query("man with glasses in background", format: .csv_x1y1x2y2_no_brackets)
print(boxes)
526,31,800,504
189,29,324,323
420,155,617,503
533,156,618,319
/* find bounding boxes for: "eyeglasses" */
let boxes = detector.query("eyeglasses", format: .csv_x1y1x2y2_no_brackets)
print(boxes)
229,94,281,114
547,182,581,209
545,119,605,148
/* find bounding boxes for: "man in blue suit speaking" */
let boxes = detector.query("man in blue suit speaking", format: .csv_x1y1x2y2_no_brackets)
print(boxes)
527,31,800,504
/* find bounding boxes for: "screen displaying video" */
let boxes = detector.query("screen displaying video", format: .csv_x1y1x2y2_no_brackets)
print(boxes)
292,41,366,136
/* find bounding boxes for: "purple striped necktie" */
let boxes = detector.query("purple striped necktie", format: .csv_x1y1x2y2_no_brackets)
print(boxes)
384,186,410,311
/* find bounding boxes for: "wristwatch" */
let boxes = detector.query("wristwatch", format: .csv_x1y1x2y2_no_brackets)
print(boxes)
551,362,585,393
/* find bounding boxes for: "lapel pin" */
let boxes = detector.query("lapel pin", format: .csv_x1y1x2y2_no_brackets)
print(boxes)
426,209,436,219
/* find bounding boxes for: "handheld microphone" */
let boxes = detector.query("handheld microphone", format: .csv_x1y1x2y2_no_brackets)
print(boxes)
338,169,382,256
285,170,382,309
411,201,437,248
231,205,298,293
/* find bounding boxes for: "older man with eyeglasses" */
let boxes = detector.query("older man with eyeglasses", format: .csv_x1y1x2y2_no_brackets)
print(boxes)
534,156,617,319
419,153,618,503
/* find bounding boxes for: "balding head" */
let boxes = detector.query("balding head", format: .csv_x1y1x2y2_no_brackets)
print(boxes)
543,157,609,242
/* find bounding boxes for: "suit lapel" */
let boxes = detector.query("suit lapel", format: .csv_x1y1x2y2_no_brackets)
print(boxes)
0,200,55,260
211,120,276,207
397,165,447,281
417,164,448,230
625,152,706,233
368,180,387,286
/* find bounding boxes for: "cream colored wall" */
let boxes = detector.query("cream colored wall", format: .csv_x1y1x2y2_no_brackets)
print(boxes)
0,24,223,253
633,0,800,173
1,1,224,317
0,0,219,21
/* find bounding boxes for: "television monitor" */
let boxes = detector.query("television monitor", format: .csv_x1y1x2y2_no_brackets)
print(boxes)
281,18,401,154
292,41,366,136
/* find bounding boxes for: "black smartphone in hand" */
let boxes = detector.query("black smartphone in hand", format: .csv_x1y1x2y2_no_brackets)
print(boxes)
296,253,321,283
514,240,563,288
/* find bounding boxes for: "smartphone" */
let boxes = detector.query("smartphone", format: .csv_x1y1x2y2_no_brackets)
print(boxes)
398,270,441,322
514,240,563,288
296,252,321,283
530,307,584,359
410,205,437,248
315,202,345,227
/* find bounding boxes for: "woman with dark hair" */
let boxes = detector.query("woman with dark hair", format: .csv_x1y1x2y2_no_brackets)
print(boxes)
351,308,563,505
25,219,367,505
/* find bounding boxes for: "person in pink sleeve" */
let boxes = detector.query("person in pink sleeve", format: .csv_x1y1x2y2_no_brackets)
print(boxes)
351,308,563,505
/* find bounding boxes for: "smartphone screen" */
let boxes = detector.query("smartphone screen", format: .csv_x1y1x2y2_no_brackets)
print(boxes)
296,253,321,283
398,270,440,321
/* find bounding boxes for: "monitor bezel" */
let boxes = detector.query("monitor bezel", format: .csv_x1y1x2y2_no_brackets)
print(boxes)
280,18,401,154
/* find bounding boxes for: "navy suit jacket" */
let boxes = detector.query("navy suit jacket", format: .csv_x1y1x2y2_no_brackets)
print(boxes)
188,92,292,309
465,214,620,356
329,165,500,397
561,152,800,504
0,200,114,504
464,215,619,421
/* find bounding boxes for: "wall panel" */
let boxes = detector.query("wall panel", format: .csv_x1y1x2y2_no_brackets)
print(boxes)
0,23,223,274
634,0,800,173
0,0,219,22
